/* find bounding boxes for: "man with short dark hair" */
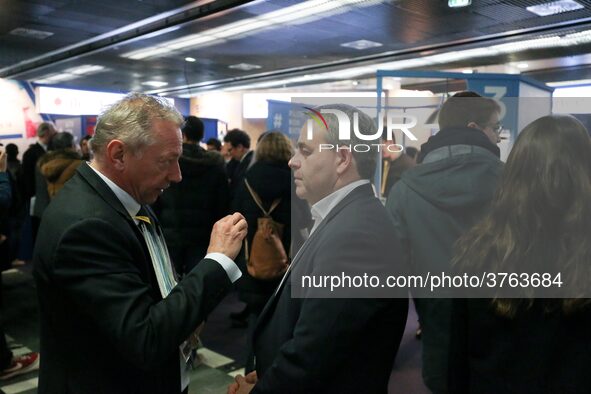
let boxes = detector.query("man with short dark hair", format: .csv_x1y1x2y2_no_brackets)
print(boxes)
22,122,56,242
223,129,253,201
154,115,230,275
386,91,503,393
206,137,222,152
33,93,246,394
230,104,408,394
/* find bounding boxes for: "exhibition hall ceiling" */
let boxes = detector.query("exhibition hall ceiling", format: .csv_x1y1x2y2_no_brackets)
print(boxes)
3,0,591,95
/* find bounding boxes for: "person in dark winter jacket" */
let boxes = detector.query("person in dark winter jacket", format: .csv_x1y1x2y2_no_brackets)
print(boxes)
386,91,503,394
153,116,230,275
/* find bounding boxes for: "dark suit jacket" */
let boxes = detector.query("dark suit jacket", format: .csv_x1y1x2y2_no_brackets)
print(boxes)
251,184,408,394
33,163,232,394
229,150,253,203
22,142,46,199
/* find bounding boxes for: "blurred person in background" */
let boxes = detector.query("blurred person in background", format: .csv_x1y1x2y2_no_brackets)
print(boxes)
0,146,40,380
381,132,416,199
206,137,222,152
3,144,26,267
450,115,591,394
22,122,56,244
224,129,253,202
39,132,83,199
79,135,92,161
232,131,298,371
154,116,230,275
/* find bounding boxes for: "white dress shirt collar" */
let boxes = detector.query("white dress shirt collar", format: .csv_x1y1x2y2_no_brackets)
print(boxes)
88,164,141,219
310,179,370,234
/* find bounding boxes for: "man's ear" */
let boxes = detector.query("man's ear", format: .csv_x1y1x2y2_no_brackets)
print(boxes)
467,121,480,130
335,147,353,176
105,140,126,171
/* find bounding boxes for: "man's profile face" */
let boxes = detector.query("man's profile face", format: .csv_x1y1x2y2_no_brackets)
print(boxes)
40,125,57,144
480,111,501,145
123,119,182,205
80,139,90,155
224,142,246,161
289,123,339,205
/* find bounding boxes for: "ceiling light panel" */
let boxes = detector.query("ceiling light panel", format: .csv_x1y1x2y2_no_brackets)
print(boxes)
33,65,107,85
228,63,262,71
9,27,54,39
141,81,169,87
340,39,383,50
526,0,584,16
121,0,387,60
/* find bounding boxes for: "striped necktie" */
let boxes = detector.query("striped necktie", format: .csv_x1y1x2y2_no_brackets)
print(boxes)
135,206,177,296
134,206,195,388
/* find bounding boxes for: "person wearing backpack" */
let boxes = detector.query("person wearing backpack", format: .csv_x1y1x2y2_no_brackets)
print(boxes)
234,131,306,372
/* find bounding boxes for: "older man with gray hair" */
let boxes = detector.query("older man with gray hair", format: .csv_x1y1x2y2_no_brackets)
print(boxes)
230,103,408,394
33,93,247,394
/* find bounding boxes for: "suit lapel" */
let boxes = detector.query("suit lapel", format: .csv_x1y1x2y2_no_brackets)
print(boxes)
77,163,134,222
76,163,160,288
253,184,374,336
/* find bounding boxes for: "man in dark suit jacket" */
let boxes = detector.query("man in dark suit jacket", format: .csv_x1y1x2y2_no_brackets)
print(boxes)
22,122,56,242
230,104,408,394
223,128,253,203
33,93,247,394
153,116,230,274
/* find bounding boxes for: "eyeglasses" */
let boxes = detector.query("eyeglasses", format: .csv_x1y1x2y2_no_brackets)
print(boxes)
480,122,503,135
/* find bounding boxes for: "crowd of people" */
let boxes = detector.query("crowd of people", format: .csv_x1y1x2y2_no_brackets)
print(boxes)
0,90,589,393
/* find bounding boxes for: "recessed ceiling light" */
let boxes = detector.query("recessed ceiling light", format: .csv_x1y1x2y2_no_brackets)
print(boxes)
517,63,529,69
448,0,471,8
526,0,583,16
340,39,383,50
462,69,473,74
185,57,196,62
141,81,168,87
228,63,262,71
10,27,54,39
122,0,381,61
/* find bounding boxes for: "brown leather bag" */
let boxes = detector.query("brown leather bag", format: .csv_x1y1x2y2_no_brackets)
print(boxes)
244,180,288,280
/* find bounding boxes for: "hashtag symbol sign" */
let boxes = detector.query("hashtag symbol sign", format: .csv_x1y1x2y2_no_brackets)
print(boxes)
273,113,283,129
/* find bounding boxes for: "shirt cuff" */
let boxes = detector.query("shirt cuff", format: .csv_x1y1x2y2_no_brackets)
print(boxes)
205,253,242,283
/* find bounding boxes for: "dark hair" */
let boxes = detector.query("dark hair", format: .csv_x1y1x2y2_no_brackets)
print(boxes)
182,116,204,142
223,129,251,149
5,143,18,161
438,91,501,129
81,135,92,142
50,132,75,151
405,146,418,159
206,138,222,151
454,115,591,317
